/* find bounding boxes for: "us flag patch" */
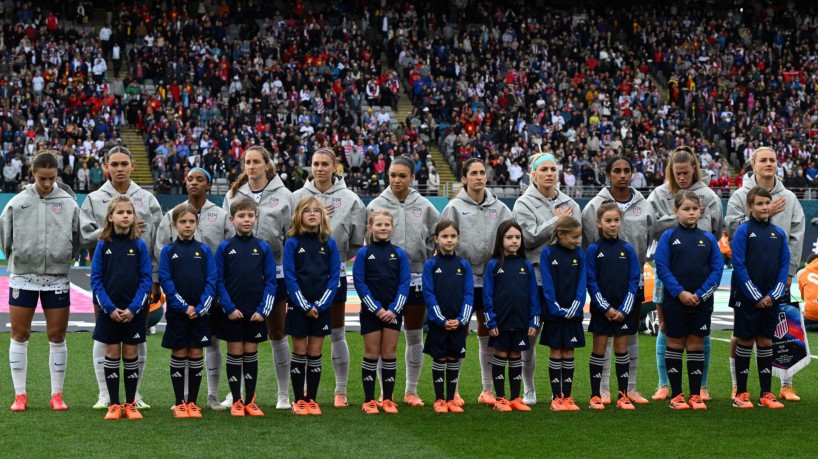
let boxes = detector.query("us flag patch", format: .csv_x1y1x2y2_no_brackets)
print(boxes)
632,205,641,216
52,203,62,214
774,311,789,339
133,197,143,207
269,197,279,208
207,212,217,222
412,206,422,217
489,208,497,219
332,197,342,208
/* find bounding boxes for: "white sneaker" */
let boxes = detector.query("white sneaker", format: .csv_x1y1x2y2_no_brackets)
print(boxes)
221,393,234,408
276,393,291,410
208,394,226,411
523,389,537,406
92,393,110,409
134,393,151,409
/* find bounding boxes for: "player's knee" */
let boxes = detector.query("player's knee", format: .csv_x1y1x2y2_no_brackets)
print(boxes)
11,331,30,342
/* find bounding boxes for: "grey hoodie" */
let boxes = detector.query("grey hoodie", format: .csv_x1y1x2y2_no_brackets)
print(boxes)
0,184,80,276
582,187,654,267
368,187,440,273
512,184,581,266
293,177,366,262
441,187,512,283
647,180,723,241
155,200,234,257
726,172,805,276
222,174,294,265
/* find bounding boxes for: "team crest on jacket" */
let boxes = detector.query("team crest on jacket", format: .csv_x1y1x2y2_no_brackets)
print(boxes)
269,197,279,208
332,197,342,208
52,202,62,214
412,206,422,217
207,212,217,222
133,197,143,207
632,205,641,216
489,208,497,219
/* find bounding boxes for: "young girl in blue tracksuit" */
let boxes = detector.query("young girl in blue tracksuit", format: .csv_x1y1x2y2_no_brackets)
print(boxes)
284,196,340,416
422,220,474,414
353,209,411,414
539,216,586,412
159,203,217,418
586,201,641,411
483,220,540,413
90,195,153,421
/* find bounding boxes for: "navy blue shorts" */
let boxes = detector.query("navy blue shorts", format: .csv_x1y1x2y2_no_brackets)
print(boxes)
274,278,288,306
473,287,484,311
93,308,148,345
9,288,70,309
489,329,531,352
360,309,403,335
285,304,332,337
541,319,585,348
330,276,348,304
423,325,467,359
733,303,780,340
663,307,711,339
162,311,212,349
588,311,635,336
216,313,268,343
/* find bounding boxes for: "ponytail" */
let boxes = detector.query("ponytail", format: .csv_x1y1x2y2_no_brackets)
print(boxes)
228,146,276,196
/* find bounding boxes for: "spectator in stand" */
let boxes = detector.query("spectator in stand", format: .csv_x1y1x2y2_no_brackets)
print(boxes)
3,159,18,193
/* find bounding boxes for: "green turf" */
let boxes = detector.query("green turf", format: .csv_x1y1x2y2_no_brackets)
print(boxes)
0,330,817,458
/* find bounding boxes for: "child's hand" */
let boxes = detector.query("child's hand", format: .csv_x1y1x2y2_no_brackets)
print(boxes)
489,328,499,337
763,296,773,308
613,310,625,322
228,309,244,321
250,312,264,322
381,310,396,323
691,294,701,306
527,327,537,337
444,319,459,331
375,309,386,320
604,308,619,321
186,305,197,319
679,291,697,307
121,309,134,322
307,307,319,319
109,310,123,322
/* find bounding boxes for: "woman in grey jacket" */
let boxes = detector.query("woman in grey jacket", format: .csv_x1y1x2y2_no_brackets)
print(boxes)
368,156,440,406
512,152,581,405
79,146,162,411
293,148,367,408
0,152,80,412
582,155,654,406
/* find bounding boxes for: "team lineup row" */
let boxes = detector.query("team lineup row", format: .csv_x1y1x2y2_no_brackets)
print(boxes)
0,144,805,419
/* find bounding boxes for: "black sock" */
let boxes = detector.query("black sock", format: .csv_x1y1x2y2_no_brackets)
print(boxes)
446,360,460,402
615,352,630,397
226,353,243,403
381,358,397,401
170,357,186,405
589,353,604,397
188,357,203,405
548,357,562,399
562,358,575,398
432,359,446,400
290,354,307,402
508,357,522,400
362,358,378,402
306,355,322,401
243,352,259,403
687,350,704,397
104,356,121,406
757,346,773,397
123,357,139,405
735,344,752,395
665,347,684,397
492,356,507,398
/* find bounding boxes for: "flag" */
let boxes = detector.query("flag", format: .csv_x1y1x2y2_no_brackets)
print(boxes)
772,303,811,380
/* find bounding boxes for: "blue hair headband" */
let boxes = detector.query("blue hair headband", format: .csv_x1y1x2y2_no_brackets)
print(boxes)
190,167,212,183
531,154,557,171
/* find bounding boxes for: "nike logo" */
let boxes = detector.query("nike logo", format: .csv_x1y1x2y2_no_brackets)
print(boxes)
55,363,65,366
461,211,471,215
21,204,30,209
534,204,543,209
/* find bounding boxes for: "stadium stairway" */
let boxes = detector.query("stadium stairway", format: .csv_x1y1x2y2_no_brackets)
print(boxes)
121,127,154,189
89,8,119,84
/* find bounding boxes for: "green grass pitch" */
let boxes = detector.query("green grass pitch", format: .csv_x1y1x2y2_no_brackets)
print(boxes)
0,330,816,458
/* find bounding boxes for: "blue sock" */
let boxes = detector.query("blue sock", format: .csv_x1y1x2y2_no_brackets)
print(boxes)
656,330,668,387
702,335,711,387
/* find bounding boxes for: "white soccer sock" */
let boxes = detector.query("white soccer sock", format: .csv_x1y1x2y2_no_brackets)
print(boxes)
9,338,28,395
377,358,383,396
600,338,612,393
627,334,639,393
477,336,494,392
49,340,67,395
136,342,147,396
330,327,349,394
521,331,539,394
782,376,793,388
272,338,291,396
404,328,424,394
205,339,222,397
729,357,736,388
93,340,108,397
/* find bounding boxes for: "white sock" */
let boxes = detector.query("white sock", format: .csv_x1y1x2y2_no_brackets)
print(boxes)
404,328,424,394
136,342,147,396
10,338,28,395
627,334,639,393
477,336,494,392
521,331,539,393
49,340,67,395
377,358,383,397
729,357,736,388
330,327,349,394
272,338,291,396
205,339,222,397
93,340,108,397
600,338,612,393
782,376,793,388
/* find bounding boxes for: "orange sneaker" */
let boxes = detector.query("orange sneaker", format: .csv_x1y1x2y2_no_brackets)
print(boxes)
732,392,753,409
617,392,636,410
231,400,245,417
600,389,611,405
780,386,800,402
50,392,68,411
362,400,379,414
123,403,143,420
172,402,190,418
447,400,464,413
589,396,605,410
104,404,122,420
759,392,784,409
404,393,425,407
452,392,465,407
689,395,707,410
627,391,649,405
562,396,581,411
291,400,310,415
700,387,712,402
509,397,532,412
730,386,737,401
493,397,512,412
382,400,399,414
307,399,322,415
550,397,567,411
186,402,203,418
433,399,448,413
10,393,27,412
334,393,349,408
477,390,496,406
652,385,669,401
244,397,265,416
669,394,690,410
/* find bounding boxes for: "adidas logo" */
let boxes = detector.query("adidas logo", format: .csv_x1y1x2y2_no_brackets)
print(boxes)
105,249,112,254
690,369,702,375
228,249,237,255
518,340,526,346
298,247,306,253
435,268,443,273
368,254,376,260
592,373,602,379
201,336,208,342
667,368,679,374
597,252,605,258
311,368,321,373
749,232,756,238
133,333,141,339
291,368,301,374
255,333,262,338
740,369,749,374
363,375,374,381
171,371,183,378
461,348,466,353
497,268,504,274
127,373,139,379
570,337,577,343
672,239,681,245
564,378,572,383
435,377,444,383
760,368,771,374
495,375,505,380
228,376,239,382
449,379,458,384
551,260,558,266
244,374,254,380
107,373,119,379
323,325,329,330
172,253,179,259
513,375,522,380
551,378,560,383
621,323,629,329
620,372,629,378
700,324,708,331
385,377,395,382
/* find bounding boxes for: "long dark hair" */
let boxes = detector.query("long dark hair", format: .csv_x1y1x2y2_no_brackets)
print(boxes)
491,220,525,267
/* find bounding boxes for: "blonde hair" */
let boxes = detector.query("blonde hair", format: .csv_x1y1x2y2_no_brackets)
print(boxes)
229,146,277,196
99,195,142,241
366,209,394,243
548,215,581,246
750,146,777,166
288,196,331,243
666,146,703,195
